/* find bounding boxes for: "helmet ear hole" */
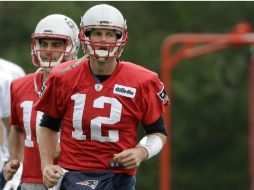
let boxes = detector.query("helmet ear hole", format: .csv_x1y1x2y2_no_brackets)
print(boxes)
115,30,122,39
116,34,122,39
85,31,91,37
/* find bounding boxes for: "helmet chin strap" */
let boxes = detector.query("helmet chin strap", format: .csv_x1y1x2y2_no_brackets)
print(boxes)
95,49,109,57
94,50,116,63
95,57,110,63
33,67,44,95
86,45,117,63
43,67,52,73
34,67,53,96
38,51,64,68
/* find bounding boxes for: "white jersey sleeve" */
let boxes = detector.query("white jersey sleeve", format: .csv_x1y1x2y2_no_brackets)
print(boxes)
0,87,2,118
0,58,25,79
0,71,13,167
0,71,12,118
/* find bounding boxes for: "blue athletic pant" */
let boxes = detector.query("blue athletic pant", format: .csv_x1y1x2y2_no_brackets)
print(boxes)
60,171,136,190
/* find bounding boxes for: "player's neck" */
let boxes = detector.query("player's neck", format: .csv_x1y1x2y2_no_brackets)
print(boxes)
42,70,49,82
90,57,117,75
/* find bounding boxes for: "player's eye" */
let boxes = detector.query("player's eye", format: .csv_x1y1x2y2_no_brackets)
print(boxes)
52,42,63,48
91,31,102,37
106,32,116,38
40,42,48,49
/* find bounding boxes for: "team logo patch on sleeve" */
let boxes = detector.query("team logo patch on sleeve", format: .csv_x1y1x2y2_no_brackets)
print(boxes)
157,86,168,104
113,84,136,98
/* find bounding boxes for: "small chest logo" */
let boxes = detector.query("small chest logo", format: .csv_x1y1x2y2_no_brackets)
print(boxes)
113,84,136,98
39,83,47,97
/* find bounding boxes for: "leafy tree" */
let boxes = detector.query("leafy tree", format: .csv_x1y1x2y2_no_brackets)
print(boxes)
0,1,253,189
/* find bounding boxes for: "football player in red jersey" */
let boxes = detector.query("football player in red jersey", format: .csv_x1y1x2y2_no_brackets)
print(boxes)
35,4,169,190
4,14,79,190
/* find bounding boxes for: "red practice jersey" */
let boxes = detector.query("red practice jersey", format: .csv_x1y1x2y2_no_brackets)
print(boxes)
34,59,169,175
10,72,44,183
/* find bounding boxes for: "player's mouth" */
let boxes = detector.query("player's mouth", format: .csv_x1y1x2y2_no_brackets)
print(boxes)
98,46,109,51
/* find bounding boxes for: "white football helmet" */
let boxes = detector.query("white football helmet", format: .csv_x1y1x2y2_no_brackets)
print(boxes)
79,4,128,62
31,14,80,68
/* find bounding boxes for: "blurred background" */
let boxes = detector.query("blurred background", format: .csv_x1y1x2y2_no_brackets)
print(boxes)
1,1,253,189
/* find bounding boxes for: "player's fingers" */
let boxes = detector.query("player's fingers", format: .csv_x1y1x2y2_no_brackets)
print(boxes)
10,160,20,169
124,160,141,169
54,167,64,176
120,154,134,163
43,172,59,187
121,156,139,168
46,169,61,179
9,168,18,174
44,179,56,188
11,159,19,165
113,151,131,160
113,153,122,160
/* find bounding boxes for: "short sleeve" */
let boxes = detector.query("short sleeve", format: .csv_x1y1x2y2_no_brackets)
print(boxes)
34,73,65,118
0,78,11,118
0,86,3,118
10,81,19,125
141,75,169,125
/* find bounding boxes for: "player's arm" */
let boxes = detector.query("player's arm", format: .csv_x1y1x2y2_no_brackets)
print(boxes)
0,116,10,152
3,126,21,181
113,116,167,169
4,125,23,181
39,127,58,170
9,125,24,161
0,119,4,147
2,116,10,135
3,160,20,181
137,116,167,160
54,137,61,160
39,113,63,188
137,116,167,159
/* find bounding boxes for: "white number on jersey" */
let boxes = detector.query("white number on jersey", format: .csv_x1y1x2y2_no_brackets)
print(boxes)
20,101,43,147
71,94,122,142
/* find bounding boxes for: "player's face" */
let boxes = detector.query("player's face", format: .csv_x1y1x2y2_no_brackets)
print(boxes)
39,38,66,62
90,29,117,51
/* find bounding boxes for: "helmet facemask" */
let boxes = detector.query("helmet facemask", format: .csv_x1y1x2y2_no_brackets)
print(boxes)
79,4,128,62
79,27,127,62
31,14,80,69
31,34,75,68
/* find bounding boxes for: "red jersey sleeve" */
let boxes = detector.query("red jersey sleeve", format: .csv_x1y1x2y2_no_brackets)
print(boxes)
140,74,169,125
10,81,20,126
34,73,66,118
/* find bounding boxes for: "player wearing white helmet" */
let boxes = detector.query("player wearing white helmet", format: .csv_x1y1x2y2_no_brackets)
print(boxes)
0,57,25,190
79,4,128,63
0,70,13,190
35,4,168,190
0,59,25,161
0,70,12,170
4,14,79,190
31,14,80,69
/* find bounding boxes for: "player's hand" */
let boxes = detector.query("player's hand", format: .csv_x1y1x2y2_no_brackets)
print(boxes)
3,159,20,181
42,164,64,188
113,147,148,169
